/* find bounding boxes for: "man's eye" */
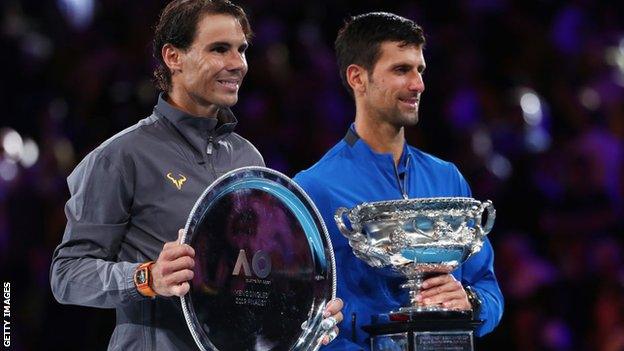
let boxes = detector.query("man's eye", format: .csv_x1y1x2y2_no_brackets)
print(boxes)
395,67,409,74
212,46,228,53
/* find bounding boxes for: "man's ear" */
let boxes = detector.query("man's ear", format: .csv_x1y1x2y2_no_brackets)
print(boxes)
346,64,368,95
162,43,183,73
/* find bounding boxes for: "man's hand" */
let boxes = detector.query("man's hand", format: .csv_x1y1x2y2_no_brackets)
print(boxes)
416,274,470,310
318,298,344,345
150,229,195,297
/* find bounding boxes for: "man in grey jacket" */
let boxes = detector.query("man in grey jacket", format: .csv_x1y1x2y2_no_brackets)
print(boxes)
50,1,342,349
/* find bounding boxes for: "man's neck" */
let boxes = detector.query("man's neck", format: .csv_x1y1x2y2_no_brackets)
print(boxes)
354,114,405,166
166,90,220,117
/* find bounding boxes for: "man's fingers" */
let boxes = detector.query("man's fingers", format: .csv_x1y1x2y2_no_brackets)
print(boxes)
152,230,195,297
321,327,339,345
333,312,344,325
419,280,462,299
421,274,455,289
162,240,176,250
442,298,470,310
171,282,190,297
151,260,194,296
161,244,195,261
165,269,194,286
161,256,195,275
323,298,343,317
423,290,465,306
162,229,187,250
321,316,337,330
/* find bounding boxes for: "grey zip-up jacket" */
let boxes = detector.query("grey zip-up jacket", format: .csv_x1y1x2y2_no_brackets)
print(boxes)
50,95,264,350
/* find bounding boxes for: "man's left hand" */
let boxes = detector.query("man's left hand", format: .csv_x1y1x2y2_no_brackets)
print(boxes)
320,298,343,345
416,274,470,310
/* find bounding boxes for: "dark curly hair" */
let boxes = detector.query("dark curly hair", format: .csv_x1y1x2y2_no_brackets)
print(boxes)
152,0,253,92
335,12,425,97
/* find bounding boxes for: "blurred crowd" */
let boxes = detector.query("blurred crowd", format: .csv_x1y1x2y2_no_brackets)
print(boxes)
1,0,623,350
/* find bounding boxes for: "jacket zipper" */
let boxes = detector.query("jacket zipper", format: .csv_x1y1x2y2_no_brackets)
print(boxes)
206,135,218,178
393,155,410,199
206,136,214,155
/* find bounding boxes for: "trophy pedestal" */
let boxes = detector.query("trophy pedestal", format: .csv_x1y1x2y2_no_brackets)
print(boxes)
363,314,482,351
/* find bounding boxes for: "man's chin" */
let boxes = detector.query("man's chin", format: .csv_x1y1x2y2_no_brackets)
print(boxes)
398,112,419,126
216,96,239,108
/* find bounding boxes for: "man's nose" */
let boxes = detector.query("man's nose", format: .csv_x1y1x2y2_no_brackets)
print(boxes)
409,73,425,93
226,51,247,72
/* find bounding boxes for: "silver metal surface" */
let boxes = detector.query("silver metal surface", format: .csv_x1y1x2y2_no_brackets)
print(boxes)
335,197,495,313
181,166,336,351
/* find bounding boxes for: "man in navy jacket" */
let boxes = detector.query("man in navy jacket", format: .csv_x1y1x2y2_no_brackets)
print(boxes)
294,12,503,350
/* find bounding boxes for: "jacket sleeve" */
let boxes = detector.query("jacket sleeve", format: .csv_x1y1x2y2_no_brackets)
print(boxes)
50,151,148,308
462,238,504,336
453,165,504,336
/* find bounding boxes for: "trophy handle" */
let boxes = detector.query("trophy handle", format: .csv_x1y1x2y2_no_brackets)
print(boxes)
335,207,356,237
479,200,496,235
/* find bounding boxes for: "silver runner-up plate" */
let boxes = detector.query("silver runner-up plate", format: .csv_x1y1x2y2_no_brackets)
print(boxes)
180,166,336,351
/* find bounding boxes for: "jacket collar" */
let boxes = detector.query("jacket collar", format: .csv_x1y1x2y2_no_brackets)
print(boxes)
343,124,411,174
153,93,238,155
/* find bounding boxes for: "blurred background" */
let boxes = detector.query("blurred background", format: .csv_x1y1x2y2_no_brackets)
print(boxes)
1,0,623,350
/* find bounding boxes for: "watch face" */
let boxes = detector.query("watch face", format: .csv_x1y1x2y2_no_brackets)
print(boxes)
136,269,147,285
180,166,336,351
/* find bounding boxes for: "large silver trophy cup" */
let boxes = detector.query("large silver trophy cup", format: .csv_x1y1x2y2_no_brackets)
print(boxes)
335,197,495,316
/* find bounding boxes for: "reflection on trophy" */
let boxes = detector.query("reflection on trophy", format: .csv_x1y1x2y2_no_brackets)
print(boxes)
335,197,495,351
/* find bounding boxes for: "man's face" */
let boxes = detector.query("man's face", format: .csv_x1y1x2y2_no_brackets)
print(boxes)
362,42,426,127
174,13,248,110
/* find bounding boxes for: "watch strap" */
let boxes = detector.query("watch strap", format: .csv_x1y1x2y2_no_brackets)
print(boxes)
134,261,157,298
465,285,482,319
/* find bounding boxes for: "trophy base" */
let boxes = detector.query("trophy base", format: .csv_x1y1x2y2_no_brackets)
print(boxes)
392,308,473,320
363,316,482,351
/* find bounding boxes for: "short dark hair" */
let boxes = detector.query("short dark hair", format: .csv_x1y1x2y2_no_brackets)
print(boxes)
152,0,253,92
334,12,425,96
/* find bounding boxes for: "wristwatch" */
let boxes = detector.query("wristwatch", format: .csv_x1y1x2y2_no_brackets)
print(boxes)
464,286,482,319
134,261,157,298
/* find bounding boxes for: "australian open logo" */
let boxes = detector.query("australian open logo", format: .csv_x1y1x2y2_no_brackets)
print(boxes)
232,249,271,279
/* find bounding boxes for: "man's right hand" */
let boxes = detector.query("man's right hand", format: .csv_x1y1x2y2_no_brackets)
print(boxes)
150,229,195,297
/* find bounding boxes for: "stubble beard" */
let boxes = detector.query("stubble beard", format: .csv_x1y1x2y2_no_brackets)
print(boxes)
388,104,420,129
197,87,239,109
